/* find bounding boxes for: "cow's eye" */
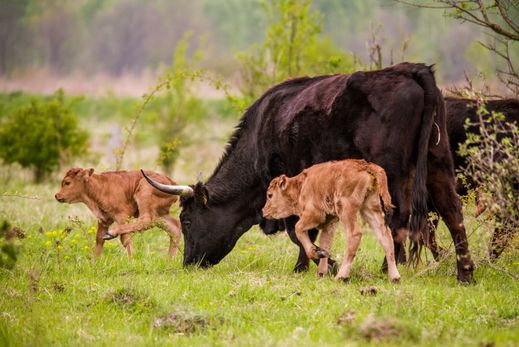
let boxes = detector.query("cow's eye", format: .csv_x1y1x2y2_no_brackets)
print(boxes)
267,193,273,199
183,220,191,229
64,181,71,186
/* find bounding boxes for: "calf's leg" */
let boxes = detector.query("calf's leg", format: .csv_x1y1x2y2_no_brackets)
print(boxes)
317,221,337,276
336,213,362,281
94,221,110,258
361,206,400,282
295,216,326,260
120,234,133,256
285,217,320,272
159,215,181,257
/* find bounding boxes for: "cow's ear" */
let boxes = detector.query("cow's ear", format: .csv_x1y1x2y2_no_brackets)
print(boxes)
278,175,288,190
194,182,209,206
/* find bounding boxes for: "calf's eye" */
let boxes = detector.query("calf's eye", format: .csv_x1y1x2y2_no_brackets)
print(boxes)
267,193,273,199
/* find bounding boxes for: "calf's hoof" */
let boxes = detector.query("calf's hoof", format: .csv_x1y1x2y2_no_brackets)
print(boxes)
335,276,350,283
328,259,338,276
390,276,401,283
102,232,117,241
314,246,329,259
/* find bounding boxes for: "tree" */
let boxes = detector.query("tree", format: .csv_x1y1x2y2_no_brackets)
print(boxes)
0,90,89,182
237,0,357,103
399,0,519,95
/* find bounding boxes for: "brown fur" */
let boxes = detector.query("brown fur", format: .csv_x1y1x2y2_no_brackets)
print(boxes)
55,168,181,258
262,159,400,281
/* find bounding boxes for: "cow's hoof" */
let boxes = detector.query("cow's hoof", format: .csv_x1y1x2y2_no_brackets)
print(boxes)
317,272,326,278
336,276,350,283
458,272,476,285
390,277,401,283
293,262,309,273
103,232,117,241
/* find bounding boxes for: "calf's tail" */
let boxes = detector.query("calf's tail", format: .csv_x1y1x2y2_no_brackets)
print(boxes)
369,164,394,225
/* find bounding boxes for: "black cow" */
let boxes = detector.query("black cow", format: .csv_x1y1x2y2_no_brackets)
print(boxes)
426,97,519,260
143,63,475,283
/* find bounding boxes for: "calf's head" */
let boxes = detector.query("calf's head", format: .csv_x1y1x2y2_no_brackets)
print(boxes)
262,175,299,219
55,168,94,203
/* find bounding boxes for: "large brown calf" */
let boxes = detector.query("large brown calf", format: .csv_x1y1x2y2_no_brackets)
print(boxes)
55,168,181,257
262,159,400,282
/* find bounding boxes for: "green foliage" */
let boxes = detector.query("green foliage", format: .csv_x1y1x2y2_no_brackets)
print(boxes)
156,33,206,174
0,220,19,270
0,90,89,182
458,103,519,250
236,0,357,105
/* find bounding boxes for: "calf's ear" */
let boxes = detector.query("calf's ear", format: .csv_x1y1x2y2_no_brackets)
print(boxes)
80,168,94,182
278,175,288,190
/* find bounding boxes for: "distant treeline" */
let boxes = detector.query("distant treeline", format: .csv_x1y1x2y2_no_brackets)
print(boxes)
0,0,507,82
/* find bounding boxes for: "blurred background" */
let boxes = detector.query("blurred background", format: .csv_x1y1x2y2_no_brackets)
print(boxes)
0,0,517,184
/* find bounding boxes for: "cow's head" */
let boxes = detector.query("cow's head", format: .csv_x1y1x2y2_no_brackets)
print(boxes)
262,175,298,219
141,170,253,267
55,168,94,203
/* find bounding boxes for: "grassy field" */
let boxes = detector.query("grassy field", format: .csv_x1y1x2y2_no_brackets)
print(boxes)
1,93,518,346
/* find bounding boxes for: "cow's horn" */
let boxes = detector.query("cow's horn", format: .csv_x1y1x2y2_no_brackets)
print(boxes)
140,169,194,197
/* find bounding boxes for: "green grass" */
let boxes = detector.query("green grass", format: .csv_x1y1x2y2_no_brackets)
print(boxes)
0,92,518,345
0,180,518,347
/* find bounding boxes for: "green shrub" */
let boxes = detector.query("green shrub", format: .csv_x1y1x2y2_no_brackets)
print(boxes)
156,33,206,174
0,89,89,182
236,0,357,104
458,103,519,256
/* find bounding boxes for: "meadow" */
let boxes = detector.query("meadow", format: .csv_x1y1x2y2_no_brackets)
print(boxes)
0,93,518,347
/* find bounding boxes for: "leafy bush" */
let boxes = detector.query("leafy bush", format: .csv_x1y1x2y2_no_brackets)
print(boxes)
458,103,519,257
0,220,20,270
156,33,206,174
0,89,89,182
236,0,357,103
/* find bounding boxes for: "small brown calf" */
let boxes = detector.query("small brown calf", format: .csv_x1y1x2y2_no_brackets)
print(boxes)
262,159,400,282
55,168,181,258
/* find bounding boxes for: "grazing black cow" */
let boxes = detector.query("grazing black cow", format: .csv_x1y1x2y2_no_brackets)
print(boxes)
143,63,475,283
426,97,519,260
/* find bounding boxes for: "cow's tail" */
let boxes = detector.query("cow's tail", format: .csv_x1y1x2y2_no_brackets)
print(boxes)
408,65,442,265
369,164,394,225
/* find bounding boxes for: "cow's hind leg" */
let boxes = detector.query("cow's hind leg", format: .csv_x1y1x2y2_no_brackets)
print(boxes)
427,169,474,283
